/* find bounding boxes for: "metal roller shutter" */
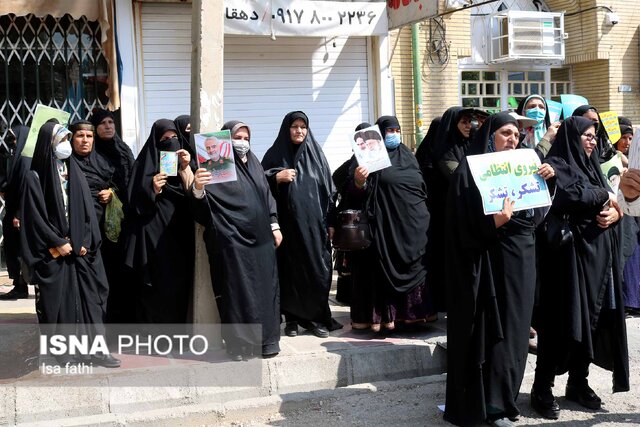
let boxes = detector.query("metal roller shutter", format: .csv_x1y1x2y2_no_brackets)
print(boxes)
140,2,372,170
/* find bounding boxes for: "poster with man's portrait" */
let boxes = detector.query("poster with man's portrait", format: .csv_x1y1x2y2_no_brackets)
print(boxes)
600,152,623,193
194,129,237,184
351,125,391,173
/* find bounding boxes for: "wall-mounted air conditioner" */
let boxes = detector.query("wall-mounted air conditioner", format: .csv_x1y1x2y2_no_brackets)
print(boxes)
489,10,565,63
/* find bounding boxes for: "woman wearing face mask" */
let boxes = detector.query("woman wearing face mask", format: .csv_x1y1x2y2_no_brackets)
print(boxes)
515,95,561,158
262,111,341,339
124,119,195,323
444,112,556,427
531,117,628,420
188,120,282,360
19,121,119,367
349,116,433,332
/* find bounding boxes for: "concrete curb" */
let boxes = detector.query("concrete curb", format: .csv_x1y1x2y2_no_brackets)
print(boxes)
1,341,446,426
15,374,447,426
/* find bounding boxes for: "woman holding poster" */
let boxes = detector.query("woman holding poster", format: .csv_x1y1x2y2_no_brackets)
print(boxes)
349,116,433,332
444,112,556,427
190,120,282,360
531,116,629,420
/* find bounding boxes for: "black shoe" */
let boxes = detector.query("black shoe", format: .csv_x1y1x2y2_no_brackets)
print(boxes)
227,351,243,362
262,352,279,359
284,321,298,337
91,354,121,368
0,288,28,300
565,383,601,410
531,387,560,419
309,325,329,338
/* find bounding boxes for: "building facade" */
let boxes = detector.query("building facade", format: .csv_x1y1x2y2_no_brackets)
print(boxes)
391,0,640,149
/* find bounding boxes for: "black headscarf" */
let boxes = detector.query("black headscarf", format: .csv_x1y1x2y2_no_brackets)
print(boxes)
4,125,30,217
468,111,519,155
366,116,429,293
415,117,441,173
547,116,607,189
90,108,135,201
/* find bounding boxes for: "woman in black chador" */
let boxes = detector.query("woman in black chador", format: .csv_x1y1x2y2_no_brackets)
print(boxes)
531,116,629,420
0,125,31,300
444,112,555,426
189,120,282,360
89,109,135,322
20,122,119,367
262,111,341,338
348,115,433,332
124,119,194,323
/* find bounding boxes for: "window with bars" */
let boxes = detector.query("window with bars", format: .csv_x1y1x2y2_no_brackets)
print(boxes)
461,68,571,112
0,13,109,133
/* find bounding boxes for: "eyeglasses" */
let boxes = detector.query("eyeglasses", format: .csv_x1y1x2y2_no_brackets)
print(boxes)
582,133,596,142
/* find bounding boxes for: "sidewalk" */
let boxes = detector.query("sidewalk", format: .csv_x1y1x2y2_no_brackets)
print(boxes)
0,277,447,425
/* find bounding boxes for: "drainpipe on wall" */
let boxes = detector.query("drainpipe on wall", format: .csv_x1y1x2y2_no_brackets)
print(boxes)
412,23,425,147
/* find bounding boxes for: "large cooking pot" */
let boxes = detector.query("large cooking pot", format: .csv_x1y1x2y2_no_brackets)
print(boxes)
332,209,371,251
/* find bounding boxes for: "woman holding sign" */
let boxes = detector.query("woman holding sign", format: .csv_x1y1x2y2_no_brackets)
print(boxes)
124,119,194,323
349,116,433,332
531,116,629,419
444,112,556,427
189,120,282,360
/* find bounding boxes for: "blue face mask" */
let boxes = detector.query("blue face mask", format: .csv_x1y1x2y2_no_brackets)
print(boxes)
525,107,546,123
384,133,401,149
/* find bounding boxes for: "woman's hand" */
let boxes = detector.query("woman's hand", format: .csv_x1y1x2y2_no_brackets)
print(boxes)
276,169,296,184
272,229,283,248
55,243,73,257
354,166,369,188
493,197,515,228
537,163,555,181
79,247,87,257
328,226,335,241
194,168,212,191
153,173,168,194
543,122,561,143
598,193,622,228
12,217,20,229
98,189,113,204
176,149,191,171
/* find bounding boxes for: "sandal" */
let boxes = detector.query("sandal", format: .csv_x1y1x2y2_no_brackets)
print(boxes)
370,323,381,332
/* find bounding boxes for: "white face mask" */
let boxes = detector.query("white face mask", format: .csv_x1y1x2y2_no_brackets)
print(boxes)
232,139,250,157
54,140,72,160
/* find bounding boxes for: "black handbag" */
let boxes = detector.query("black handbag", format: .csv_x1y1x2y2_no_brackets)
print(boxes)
544,213,573,248
332,209,371,251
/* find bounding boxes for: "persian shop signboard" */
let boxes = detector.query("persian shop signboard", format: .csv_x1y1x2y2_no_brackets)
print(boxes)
387,0,438,30
224,0,388,36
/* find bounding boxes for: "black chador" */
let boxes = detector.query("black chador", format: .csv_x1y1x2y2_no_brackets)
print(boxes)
261,111,339,332
124,119,194,323
192,121,280,358
20,122,109,355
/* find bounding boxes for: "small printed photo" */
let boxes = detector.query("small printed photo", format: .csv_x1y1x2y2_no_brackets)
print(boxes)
351,125,391,173
194,130,237,184
159,151,178,176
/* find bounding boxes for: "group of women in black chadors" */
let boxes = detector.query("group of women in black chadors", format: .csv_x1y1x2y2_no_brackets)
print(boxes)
3,99,632,426
411,97,630,427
